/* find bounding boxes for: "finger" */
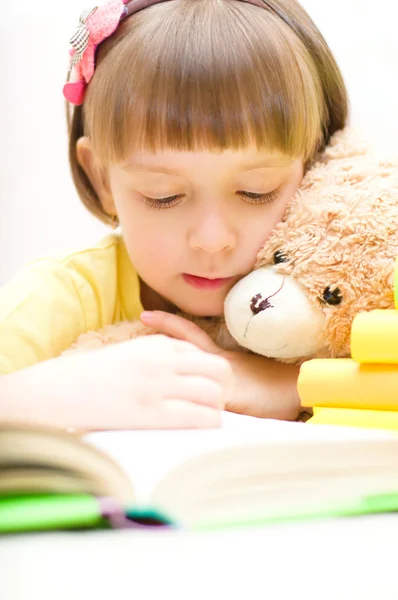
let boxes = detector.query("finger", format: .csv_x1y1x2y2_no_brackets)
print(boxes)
155,400,222,429
165,376,224,409
174,354,236,404
175,351,234,383
137,334,204,355
171,338,207,354
140,311,221,354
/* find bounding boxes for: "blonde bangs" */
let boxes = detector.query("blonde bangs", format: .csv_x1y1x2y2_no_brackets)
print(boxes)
83,0,327,165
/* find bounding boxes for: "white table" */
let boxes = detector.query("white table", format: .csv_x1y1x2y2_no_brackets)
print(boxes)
1,515,398,599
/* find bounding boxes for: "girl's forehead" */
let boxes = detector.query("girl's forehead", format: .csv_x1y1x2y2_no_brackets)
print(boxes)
120,145,298,173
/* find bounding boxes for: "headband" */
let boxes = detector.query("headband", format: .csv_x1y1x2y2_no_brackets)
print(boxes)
63,0,277,106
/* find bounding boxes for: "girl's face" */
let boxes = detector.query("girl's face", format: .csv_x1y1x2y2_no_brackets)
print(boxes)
108,146,303,316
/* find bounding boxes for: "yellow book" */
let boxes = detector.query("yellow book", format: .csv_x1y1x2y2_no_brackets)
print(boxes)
395,255,398,308
351,310,398,364
298,358,398,410
309,407,398,431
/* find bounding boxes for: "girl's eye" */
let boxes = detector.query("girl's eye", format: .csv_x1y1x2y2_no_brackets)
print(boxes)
142,187,280,209
238,189,280,204
142,195,181,209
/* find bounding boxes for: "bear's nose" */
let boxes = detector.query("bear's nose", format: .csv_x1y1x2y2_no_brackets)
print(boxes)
249,278,286,315
250,293,273,315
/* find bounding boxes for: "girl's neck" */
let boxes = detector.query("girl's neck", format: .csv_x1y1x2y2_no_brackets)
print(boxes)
139,277,177,313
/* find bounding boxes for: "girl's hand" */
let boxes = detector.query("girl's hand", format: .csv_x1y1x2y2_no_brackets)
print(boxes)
0,332,234,431
141,311,301,420
140,311,223,355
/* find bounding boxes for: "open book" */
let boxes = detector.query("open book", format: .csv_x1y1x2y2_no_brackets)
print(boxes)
2,412,398,532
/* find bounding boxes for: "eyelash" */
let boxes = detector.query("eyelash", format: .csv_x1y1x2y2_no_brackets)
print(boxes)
142,189,280,209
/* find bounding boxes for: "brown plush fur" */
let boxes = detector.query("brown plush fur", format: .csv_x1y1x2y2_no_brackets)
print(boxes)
65,128,398,359
254,129,398,359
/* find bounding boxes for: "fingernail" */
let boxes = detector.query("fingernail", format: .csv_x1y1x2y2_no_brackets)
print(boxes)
140,311,154,323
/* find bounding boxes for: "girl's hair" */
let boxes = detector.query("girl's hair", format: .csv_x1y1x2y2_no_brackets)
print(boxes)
67,0,348,225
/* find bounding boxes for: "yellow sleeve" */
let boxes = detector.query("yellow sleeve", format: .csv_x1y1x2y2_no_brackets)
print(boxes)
0,235,133,375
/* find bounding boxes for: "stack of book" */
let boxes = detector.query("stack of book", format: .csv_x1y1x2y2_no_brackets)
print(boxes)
298,259,398,430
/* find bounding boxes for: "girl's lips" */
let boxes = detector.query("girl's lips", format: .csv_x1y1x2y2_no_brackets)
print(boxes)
182,274,234,290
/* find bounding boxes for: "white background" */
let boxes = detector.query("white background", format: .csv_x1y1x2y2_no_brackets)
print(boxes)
0,4,398,596
0,0,397,285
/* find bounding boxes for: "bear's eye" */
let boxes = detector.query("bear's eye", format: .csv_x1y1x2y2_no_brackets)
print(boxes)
273,251,288,264
322,286,343,306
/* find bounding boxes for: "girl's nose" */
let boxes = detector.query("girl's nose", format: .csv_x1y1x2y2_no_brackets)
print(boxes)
188,209,237,253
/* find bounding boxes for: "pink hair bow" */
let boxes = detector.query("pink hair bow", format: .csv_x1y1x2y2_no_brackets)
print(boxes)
63,0,128,106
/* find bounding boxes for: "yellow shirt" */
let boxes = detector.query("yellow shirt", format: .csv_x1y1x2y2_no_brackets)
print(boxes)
0,234,143,376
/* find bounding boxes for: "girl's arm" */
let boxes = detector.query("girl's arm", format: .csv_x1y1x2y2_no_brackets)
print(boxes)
140,311,303,420
0,335,232,431
223,350,301,420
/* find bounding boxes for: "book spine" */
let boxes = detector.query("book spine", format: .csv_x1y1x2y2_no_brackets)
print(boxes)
351,310,398,364
309,407,398,430
298,358,398,410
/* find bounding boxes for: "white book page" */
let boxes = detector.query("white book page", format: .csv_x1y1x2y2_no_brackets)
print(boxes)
85,412,396,503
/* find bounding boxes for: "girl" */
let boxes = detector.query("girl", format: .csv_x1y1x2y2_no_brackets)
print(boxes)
0,0,347,430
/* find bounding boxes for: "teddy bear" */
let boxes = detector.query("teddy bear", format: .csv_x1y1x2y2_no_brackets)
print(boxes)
64,128,398,365
223,128,398,364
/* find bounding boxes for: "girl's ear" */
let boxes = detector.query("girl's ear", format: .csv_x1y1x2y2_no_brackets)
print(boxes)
76,136,116,216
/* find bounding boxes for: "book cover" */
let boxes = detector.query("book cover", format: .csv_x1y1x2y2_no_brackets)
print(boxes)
309,407,398,431
298,359,398,410
351,310,398,364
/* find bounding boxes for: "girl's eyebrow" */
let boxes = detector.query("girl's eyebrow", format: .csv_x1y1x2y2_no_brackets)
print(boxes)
121,158,293,174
